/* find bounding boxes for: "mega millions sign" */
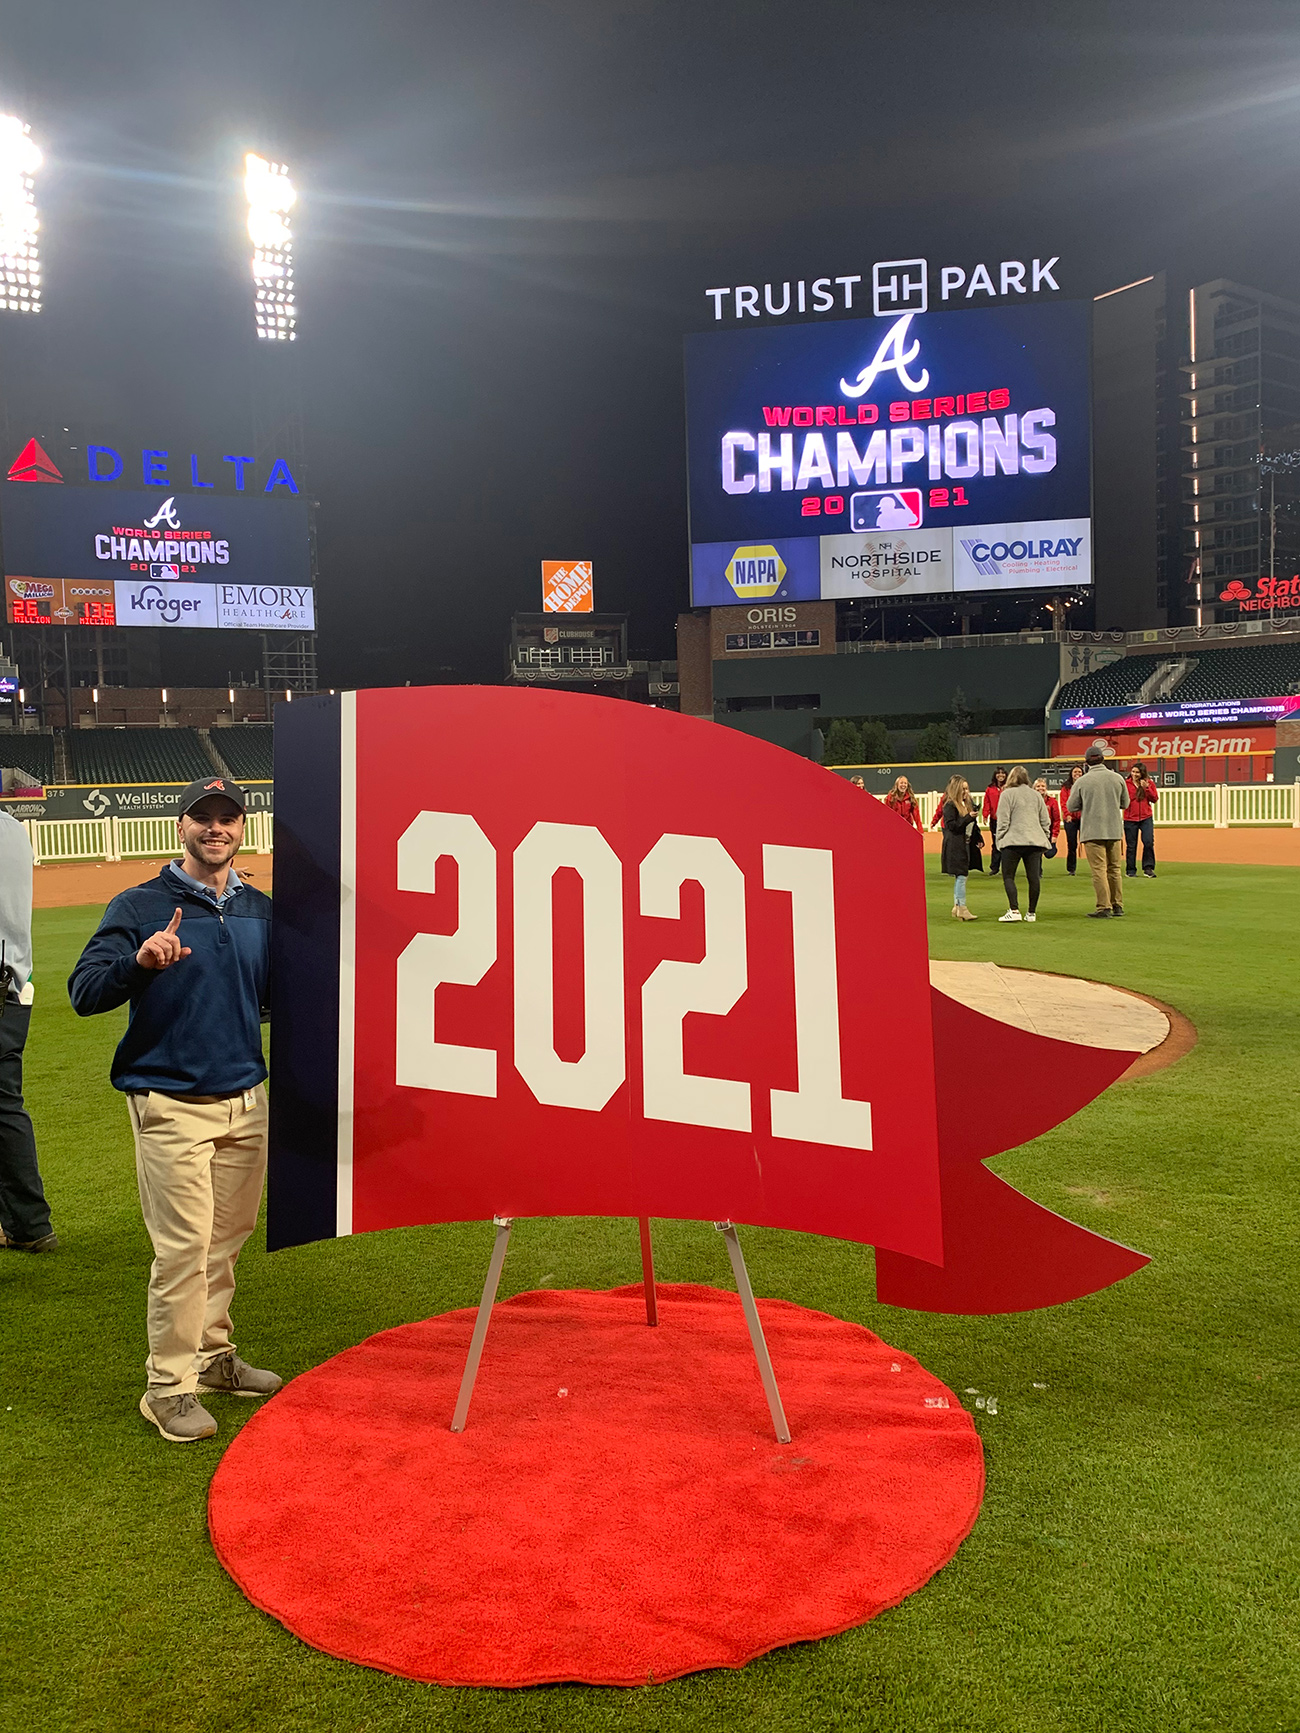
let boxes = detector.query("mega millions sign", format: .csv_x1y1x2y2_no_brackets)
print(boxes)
685,302,1091,605
267,686,1146,1315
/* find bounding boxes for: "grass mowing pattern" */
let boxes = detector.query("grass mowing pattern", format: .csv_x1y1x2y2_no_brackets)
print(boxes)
2,861,1296,1731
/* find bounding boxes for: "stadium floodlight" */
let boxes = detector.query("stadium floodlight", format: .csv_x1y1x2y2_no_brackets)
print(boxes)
0,115,41,315
245,152,296,341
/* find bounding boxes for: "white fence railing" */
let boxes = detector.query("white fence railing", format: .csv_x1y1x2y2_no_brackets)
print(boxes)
26,812,275,865
909,781,1299,834
20,779,1300,865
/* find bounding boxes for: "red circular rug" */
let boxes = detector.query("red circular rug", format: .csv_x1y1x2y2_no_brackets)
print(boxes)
209,1283,983,1687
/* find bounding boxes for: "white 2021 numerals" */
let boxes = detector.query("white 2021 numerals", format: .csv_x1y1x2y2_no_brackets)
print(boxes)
393,814,872,1150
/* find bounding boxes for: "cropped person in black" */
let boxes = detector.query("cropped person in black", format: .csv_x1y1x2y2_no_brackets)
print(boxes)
941,774,983,920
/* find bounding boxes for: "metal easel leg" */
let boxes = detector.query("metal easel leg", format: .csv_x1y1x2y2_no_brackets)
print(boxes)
714,1220,792,1444
638,1216,658,1326
450,1216,513,1433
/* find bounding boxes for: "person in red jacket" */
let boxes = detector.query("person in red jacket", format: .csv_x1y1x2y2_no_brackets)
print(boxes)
883,775,924,832
982,767,1008,872
1059,763,1085,875
1124,761,1159,879
1033,776,1062,857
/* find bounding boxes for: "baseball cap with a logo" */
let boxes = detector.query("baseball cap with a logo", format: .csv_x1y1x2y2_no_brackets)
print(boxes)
177,776,248,817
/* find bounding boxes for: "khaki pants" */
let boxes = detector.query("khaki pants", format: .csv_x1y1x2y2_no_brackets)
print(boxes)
127,1087,268,1395
1084,839,1124,912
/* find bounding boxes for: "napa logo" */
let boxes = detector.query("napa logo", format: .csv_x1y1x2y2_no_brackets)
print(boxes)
725,544,787,599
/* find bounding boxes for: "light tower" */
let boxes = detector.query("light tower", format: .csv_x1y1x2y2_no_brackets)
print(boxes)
245,150,316,696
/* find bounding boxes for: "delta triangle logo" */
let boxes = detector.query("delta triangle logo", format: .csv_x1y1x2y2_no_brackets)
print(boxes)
7,438,63,484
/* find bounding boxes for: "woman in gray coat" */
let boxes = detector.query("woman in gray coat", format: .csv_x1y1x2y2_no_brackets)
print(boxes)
994,766,1052,924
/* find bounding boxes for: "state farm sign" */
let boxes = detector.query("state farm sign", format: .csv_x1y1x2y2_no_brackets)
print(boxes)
1218,575,1300,613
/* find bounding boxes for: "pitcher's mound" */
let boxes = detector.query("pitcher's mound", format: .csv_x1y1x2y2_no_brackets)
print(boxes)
930,962,1193,1077
209,1285,984,1688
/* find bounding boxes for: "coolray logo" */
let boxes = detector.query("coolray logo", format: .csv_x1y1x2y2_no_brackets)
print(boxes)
81,788,110,817
143,497,181,531
7,438,62,483
724,544,786,599
960,532,1083,578
840,314,929,398
850,488,923,531
8,579,54,599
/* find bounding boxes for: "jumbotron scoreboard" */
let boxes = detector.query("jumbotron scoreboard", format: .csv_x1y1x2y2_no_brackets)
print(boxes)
2,434,314,632
685,301,1092,606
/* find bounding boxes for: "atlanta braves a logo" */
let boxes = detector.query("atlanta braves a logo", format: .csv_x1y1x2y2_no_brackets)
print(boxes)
840,313,930,398
143,496,181,531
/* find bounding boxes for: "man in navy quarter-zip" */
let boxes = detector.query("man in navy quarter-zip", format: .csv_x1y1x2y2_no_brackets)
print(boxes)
70,777,280,1443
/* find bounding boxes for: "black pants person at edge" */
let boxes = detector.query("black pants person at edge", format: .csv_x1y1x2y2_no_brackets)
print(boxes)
1063,818,1080,874
1001,845,1044,915
1125,816,1156,876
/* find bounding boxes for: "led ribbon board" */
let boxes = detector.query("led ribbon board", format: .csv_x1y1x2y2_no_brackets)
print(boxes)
269,687,1147,1314
685,301,1092,606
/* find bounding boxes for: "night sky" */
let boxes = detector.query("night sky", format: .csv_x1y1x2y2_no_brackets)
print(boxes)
3,0,1300,685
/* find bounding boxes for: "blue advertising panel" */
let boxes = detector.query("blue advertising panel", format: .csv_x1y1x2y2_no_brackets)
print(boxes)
689,536,821,605
0,483,311,588
685,302,1091,604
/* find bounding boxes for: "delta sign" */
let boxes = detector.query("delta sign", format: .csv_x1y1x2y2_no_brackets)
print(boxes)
268,686,1146,1315
2,436,311,592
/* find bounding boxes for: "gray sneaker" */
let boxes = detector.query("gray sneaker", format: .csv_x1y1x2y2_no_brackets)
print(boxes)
197,1351,283,1399
139,1391,218,1443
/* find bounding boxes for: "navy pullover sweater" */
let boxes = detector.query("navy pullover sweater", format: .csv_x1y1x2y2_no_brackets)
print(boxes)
69,867,271,1095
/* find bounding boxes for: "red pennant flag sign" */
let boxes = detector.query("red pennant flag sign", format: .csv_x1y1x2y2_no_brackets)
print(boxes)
268,687,1148,1314
6,438,63,483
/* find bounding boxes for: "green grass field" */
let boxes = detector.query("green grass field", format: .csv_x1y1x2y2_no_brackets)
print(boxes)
2,860,1297,1733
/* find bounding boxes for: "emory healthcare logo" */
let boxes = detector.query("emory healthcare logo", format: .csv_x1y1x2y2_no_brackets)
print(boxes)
725,544,787,599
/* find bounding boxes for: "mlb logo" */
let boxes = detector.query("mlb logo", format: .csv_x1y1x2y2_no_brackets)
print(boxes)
850,489,923,532
150,563,181,581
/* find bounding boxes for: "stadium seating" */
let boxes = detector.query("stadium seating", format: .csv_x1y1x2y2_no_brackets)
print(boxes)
1057,656,1165,709
67,728,214,786
1,733,56,787
1168,644,1300,702
213,726,274,781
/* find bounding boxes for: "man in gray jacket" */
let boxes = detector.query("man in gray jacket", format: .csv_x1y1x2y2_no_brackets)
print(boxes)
1066,745,1130,919
0,809,57,1250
